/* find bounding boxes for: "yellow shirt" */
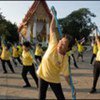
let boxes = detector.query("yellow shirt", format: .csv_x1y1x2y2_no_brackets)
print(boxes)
96,45,100,61
35,45,43,56
77,43,84,52
37,32,69,83
17,45,23,56
22,50,33,66
0,48,2,58
93,44,98,54
12,47,19,57
1,46,11,60
66,51,71,57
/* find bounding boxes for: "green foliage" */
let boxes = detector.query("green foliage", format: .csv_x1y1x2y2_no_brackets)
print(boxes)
0,11,19,45
58,8,96,41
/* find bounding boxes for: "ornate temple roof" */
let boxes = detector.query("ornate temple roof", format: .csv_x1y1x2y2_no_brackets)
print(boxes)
18,0,52,32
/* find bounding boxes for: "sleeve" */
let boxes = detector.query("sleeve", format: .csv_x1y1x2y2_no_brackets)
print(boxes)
29,52,33,61
61,55,70,76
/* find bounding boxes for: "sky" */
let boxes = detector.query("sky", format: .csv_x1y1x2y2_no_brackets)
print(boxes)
0,1,100,29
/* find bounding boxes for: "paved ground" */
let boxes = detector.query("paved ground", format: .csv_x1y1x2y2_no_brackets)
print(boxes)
0,50,100,99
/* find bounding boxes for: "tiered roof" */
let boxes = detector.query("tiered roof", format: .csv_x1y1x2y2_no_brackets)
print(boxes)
18,0,52,32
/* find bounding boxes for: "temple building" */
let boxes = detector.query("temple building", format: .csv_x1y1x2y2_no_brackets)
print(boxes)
18,0,52,46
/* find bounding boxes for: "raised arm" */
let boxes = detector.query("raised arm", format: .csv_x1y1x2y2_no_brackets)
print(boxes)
75,38,78,43
50,15,56,40
50,15,60,42
75,38,79,46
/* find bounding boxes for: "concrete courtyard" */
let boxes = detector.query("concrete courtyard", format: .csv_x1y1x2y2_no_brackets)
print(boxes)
0,50,100,99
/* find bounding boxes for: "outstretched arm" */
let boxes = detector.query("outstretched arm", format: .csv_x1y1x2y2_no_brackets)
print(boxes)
65,75,70,85
64,75,76,98
50,14,56,41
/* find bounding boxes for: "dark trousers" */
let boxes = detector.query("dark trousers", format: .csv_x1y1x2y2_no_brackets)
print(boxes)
77,52,83,61
1,59,15,73
90,54,96,64
92,61,100,90
68,54,78,68
12,57,22,65
22,64,38,87
35,55,42,62
39,78,65,100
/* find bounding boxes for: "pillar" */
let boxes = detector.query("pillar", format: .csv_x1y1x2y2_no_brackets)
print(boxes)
33,16,37,38
46,18,50,44
26,23,31,41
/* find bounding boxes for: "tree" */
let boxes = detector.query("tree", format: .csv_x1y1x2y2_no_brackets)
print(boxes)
0,9,5,20
4,21,19,44
0,10,19,45
58,8,96,41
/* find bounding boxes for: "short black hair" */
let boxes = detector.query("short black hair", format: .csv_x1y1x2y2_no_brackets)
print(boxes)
38,43,42,47
5,43,11,50
22,41,31,48
64,34,75,50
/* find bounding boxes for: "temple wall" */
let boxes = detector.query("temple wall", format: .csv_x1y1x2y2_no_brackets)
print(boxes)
20,1,51,46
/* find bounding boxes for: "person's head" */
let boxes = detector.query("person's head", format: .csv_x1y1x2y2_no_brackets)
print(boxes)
5,45,10,50
22,41,31,52
57,34,75,55
38,43,42,47
78,41,81,44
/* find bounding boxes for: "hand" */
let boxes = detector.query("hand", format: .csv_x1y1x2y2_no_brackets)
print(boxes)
51,6,57,17
65,75,70,85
